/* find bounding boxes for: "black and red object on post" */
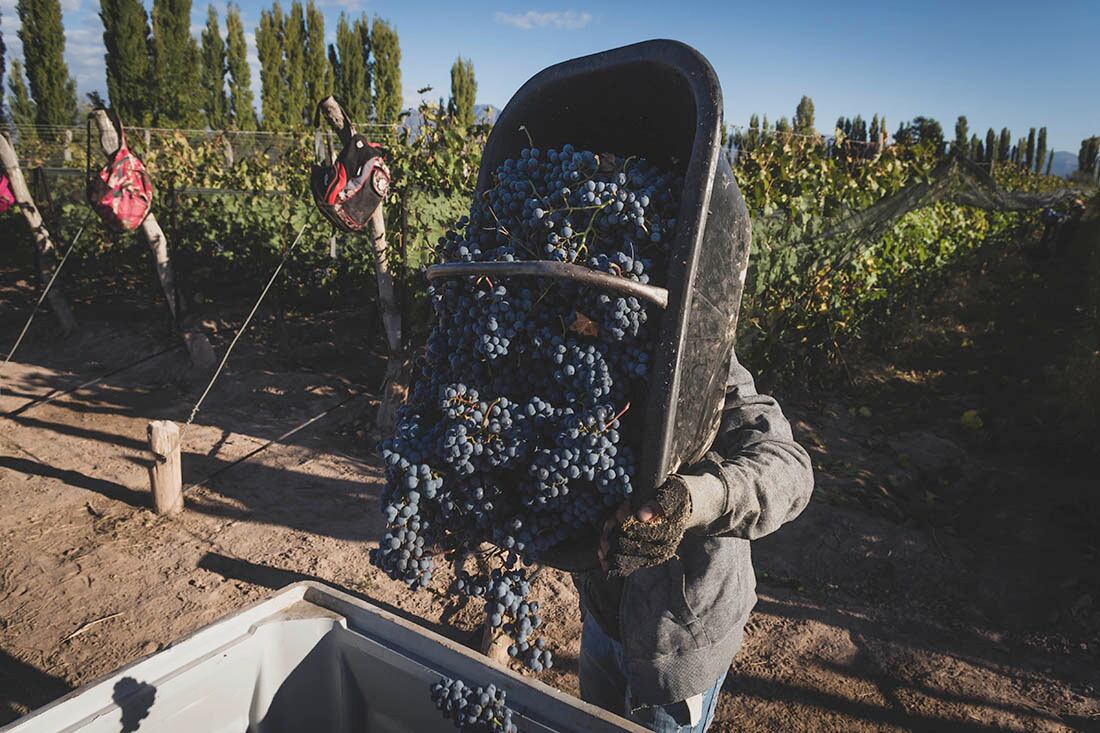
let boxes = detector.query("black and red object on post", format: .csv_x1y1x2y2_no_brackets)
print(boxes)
85,109,154,232
310,99,392,232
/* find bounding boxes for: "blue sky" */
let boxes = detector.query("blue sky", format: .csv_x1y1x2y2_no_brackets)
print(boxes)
1,0,1096,150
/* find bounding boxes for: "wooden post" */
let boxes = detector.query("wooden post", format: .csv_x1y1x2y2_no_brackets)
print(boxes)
222,135,234,167
480,623,512,665
147,420,183,515
317,96,407,435
90,111,216,371
399,188,409,348
0,133,78,334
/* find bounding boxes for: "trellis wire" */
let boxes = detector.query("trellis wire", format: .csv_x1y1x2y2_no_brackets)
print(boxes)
6,344,185,417
184,224,309,430
183,390,366,493
0,226,85,395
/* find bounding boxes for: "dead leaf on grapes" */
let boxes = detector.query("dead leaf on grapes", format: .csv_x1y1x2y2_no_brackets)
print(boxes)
569,312,599,338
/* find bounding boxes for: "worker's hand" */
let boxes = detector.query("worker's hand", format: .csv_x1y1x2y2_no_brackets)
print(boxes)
600,475,692,577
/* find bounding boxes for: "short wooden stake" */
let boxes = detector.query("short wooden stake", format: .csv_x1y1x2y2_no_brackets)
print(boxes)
147,420,183,515
480,622,512,665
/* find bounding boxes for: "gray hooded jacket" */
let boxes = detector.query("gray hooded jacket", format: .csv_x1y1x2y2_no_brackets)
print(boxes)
575,352,814,707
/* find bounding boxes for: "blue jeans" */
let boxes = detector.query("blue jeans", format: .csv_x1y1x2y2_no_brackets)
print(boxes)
579,613,727,732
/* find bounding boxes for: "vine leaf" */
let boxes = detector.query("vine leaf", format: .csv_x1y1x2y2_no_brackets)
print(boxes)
568,311,599,337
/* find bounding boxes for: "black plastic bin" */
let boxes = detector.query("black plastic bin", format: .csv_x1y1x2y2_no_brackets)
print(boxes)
468,39,752,499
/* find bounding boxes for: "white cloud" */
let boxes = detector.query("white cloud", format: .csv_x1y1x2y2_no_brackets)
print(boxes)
317,0,364,7
494,10,591,30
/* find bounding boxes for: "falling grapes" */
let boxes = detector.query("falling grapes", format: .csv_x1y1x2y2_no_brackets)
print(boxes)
431,677,518,733
371,145,681,689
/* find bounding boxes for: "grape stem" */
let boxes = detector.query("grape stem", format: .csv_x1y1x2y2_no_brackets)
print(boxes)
426,261,669,309
608,401,632,428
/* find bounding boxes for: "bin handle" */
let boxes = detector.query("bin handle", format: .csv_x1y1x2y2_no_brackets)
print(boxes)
425,261,669,309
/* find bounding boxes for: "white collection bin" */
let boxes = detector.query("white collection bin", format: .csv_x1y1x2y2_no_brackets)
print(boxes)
3,581,641,732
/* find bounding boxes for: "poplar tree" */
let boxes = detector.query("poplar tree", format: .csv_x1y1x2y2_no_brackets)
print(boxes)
152,0,202,126
355,16,372,119
997,128,1011,163
7,60,37,130
225,3,256,130
1025,127,1036,171
449,56,476,128
970,134,982,161
775,116,791,134
0,16,5,119
746,113,760,150
1045,150,1053,176
283,1,306,125
985,128,997,162
331,13,369,122
1035,127,1047,175
200,5,228,129
851,114,866,143
953,115,969,158
303,0,331,113
371,16,401,123
17,0,77,127
256,2,285,129
1078,137,1100,179
1,15,5,109
100,0,153,124
793,95,814,135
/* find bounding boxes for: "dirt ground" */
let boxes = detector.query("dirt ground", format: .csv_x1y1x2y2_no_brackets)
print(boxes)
0,233,1098,731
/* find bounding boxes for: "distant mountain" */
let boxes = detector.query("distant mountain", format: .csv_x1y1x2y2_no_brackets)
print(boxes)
475,104,501,126
399,103,501,137
1048,150,1077,179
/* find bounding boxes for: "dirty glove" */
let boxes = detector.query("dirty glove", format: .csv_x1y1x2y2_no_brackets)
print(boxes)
601,474,693,577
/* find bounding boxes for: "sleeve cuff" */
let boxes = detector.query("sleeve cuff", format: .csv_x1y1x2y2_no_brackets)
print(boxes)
681,471,726,530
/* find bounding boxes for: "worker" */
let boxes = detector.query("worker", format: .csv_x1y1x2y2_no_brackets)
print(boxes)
574,352,814,731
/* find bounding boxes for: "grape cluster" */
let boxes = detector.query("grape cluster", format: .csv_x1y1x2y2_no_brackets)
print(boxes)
372,145,681,675
456,568,553,671
431,677,517,733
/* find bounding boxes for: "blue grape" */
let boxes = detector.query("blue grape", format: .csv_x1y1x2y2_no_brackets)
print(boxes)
430,677,517,733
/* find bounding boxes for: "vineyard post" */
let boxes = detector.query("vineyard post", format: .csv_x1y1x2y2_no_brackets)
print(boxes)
147,420,183,515
317,96,407,436
222,135,234,167
90,110,216,371
0,133,79,334
399,189,409,348
474,545,512,664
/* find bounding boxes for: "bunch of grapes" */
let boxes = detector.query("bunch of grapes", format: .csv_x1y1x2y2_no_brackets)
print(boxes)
431,677,517,733
371,145,681,682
